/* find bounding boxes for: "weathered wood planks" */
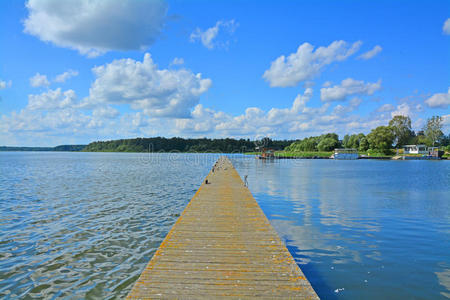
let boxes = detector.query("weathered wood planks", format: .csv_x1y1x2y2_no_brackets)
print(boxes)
127,157,318,299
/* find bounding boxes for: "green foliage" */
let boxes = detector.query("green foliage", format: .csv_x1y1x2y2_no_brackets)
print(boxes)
415,134,432,146
53,145,86,151
367,126,394,154
317,137,339,151
424,116,444,146
342,133,366,149
359,137,369,151
286,133,340,152
365,149,395,157
388,115,413,147
440,134,450,147
83,137,294,153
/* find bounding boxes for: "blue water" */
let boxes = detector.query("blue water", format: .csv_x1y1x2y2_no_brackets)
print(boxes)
0,152,449,299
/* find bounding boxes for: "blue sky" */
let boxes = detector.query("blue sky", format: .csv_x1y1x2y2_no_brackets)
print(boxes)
0,0,449,146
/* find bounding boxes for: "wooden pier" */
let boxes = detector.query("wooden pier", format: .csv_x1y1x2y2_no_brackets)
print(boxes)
127,157,318,299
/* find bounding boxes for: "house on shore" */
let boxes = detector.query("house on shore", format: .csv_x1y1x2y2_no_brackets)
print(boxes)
402,145,443,159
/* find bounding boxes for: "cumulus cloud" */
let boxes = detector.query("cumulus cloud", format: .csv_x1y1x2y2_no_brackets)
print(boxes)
320,78,381,102
357,45,382,60
190,20,238,49
27,88,77,110
0,79,12,90
92,106,119,119
443,18,450,35
54,69,79,83
176,88,318,136
332,97,362,115
1,106,99,135
30,73,50,87
172,88,380,138
1,85,399,144
425,88,450,108
23,0,167,57
87,53,212,117
0,87,120,144
263,40,362,87
391,103,412,117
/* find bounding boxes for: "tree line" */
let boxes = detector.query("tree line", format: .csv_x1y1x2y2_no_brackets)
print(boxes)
82,137,294,153
0,145,86,152
286,115,448,154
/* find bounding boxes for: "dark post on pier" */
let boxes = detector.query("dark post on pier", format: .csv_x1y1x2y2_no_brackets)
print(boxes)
127,157,318,299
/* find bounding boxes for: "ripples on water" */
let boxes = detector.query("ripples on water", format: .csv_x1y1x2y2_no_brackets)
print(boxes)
233,158,450,299
0,152,219,299
1,153,449,299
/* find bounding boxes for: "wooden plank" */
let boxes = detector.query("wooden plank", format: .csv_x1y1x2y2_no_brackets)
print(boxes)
127,157,318,299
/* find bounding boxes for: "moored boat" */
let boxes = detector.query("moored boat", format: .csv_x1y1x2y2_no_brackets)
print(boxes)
332,148,359,160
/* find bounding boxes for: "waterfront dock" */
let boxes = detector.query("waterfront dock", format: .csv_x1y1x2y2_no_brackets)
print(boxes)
127,157,318,299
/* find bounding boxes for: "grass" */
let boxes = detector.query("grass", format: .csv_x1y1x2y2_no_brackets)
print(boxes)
275,151,332,157
358,152,394,157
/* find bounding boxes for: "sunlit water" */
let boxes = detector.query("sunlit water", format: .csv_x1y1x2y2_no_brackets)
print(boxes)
1,152,449,299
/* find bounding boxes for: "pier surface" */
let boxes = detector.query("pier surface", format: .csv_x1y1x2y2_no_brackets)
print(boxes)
127,157,318,299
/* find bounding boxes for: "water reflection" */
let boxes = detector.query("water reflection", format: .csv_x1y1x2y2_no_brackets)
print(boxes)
232,158,450,299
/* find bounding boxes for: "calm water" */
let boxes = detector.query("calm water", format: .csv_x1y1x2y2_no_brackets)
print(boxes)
0,152,449,299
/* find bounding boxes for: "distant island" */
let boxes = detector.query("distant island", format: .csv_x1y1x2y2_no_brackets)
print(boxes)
0,145,86,152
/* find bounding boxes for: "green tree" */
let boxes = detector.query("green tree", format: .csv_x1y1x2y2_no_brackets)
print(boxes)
342,134,350,148
367,126,394,154
317,137,339,151
424,116,444,146
388,115,413,147
359,137,369,151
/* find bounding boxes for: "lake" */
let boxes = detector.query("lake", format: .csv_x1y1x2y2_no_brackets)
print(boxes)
0,152,449,299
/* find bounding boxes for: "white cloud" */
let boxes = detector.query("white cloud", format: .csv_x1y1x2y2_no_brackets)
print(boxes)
320,78,381,102
263,40,362,87
0,79,12,90
443,18,450,35
27,88,77,110
1,85,405,144
92,106,119,119
357,45,382,60
1,105,92,133
332,97,362,115
391,103,412,118
30,73,50,87
377,103,395,112
54,69,79,83
443,114,450,127
23,0,167,57
87,53,212,118
173,88,376,138
170,57,184,66
425,88,450,108
190,20,238,49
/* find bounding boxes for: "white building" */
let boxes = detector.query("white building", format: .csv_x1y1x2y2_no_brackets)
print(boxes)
403,145,428,154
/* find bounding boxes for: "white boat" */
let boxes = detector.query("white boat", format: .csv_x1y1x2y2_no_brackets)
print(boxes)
332,148,359,160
